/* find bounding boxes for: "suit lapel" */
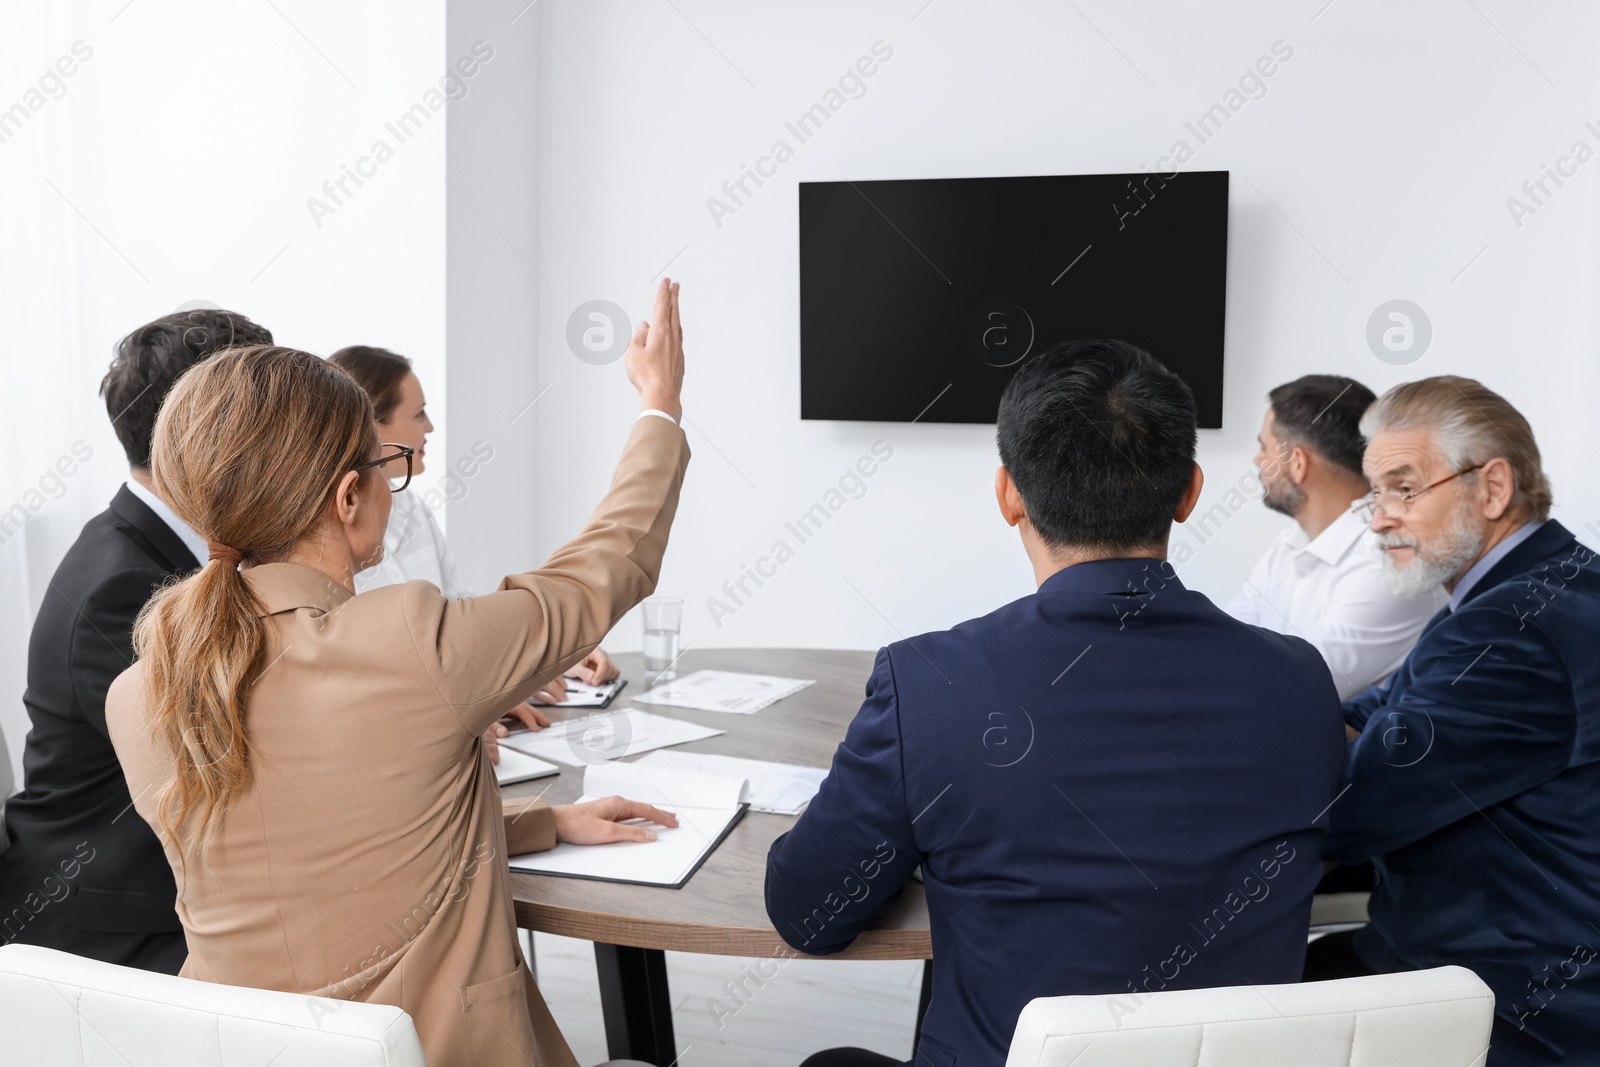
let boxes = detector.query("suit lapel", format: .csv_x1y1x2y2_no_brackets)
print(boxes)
107,485,201,574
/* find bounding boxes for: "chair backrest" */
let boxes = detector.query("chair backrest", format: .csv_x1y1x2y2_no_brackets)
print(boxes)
1006,966,1493,1067
0,943,428,1066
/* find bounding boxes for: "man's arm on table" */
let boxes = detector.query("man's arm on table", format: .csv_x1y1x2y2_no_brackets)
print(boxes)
766,649,923,956
1324,605,1572,863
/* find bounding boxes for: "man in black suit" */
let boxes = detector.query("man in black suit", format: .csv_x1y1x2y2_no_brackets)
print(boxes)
0,309,272,971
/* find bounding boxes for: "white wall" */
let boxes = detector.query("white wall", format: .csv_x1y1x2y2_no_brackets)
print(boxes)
444,0,540,588
0,0,449,779
445,0,1600,658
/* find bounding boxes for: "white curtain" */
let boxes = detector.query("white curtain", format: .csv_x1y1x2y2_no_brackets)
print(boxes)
0,5,125,794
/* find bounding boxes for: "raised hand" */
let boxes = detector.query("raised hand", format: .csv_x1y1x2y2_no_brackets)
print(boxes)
625,278,684,422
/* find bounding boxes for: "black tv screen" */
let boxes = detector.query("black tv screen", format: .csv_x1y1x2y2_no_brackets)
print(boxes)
799,171,1228,427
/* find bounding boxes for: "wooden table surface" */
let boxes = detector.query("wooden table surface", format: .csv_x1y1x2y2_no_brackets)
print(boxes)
504,647,932,960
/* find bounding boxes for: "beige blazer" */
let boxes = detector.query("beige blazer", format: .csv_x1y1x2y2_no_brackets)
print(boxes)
107,416,689,1067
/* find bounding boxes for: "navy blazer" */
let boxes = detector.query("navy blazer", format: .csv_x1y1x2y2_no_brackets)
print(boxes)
767,558,1348,1066
1327,520,1600,1067
0,487,198,972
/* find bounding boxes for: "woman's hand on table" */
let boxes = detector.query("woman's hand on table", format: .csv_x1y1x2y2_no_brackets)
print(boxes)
553,796,679,844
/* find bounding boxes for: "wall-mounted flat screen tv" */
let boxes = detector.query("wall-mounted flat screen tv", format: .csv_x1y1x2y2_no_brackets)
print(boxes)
799,171,1228,427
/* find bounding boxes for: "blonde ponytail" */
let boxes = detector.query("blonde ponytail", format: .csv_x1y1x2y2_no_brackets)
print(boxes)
132,346,377,861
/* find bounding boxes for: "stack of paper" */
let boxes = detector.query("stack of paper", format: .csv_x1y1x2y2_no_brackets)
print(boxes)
632,750,828,814
508,762,749,888
632,670,815,714
499,708,724,766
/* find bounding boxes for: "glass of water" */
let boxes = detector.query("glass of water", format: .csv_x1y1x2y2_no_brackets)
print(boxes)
641,596,683,683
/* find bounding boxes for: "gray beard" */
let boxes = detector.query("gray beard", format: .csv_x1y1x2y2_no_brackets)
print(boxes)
1378,506,1486,598
1262,478,1305,519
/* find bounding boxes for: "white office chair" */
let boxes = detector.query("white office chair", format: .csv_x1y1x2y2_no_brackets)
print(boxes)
1005,965,1494,1067
0,943,427,1066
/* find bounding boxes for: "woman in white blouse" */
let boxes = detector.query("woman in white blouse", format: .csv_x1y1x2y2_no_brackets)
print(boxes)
329,346,620,753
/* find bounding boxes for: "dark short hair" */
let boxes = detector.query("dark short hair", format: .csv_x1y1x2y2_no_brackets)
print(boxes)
101,309,273,468
1267,374,1376,477
327,346,413,422
997,340,1197,552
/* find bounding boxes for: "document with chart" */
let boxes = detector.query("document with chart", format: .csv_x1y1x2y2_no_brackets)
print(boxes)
632,670,815,714
508,762,749,888
498,708,724,766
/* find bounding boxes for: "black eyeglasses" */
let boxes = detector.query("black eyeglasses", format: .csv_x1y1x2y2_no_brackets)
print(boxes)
355,443,414,492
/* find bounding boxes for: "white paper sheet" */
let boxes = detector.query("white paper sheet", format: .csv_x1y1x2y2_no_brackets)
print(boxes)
631,670,815,714
492,746,561,786
507,763,748,887
498,709,724,767
632,750,827,814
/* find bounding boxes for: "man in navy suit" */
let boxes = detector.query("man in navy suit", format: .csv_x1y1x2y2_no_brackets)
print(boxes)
1309,376,1600,1066
766,341,1349,1067
0,309,271,972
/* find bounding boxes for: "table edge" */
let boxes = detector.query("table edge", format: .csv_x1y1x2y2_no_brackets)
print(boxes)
512,898,931,961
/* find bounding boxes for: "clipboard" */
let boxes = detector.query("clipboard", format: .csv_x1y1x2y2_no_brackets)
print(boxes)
531,678,627,709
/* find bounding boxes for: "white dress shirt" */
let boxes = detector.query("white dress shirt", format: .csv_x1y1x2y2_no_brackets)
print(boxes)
125,478,209,566
354,489,471,598
1225,505,1446,700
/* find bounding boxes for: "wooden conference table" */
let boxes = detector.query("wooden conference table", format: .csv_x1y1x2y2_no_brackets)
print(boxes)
503,648,932,1066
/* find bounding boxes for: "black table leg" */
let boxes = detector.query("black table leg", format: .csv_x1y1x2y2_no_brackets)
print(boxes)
913,958,933,1053
594,943,677,1066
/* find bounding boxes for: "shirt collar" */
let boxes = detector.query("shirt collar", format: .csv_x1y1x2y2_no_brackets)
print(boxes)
1294,503,1371,567
124,478,209,567
1448,520,1545,612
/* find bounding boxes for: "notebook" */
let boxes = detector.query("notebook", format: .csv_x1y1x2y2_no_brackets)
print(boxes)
632,750,827,814
493,746,562,787
508,762,749,888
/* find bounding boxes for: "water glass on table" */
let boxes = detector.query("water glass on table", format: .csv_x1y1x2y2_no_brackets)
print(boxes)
642,596,682,684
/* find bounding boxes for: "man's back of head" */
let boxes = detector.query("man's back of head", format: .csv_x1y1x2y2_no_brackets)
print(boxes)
101,309,272,470
996,339,1197,561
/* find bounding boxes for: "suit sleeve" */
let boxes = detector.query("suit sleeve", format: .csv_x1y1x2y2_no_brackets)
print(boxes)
1324,601,1574,863
402,416,689,737
67,567,167,739
502,796,556,855
765,649,923,956
1341,677,1391,731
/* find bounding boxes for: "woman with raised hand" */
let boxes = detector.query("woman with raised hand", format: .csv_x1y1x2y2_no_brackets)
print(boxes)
106,280,687,1067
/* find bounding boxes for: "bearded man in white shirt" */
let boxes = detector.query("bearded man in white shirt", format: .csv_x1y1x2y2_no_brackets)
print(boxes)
1226,375,1444,699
